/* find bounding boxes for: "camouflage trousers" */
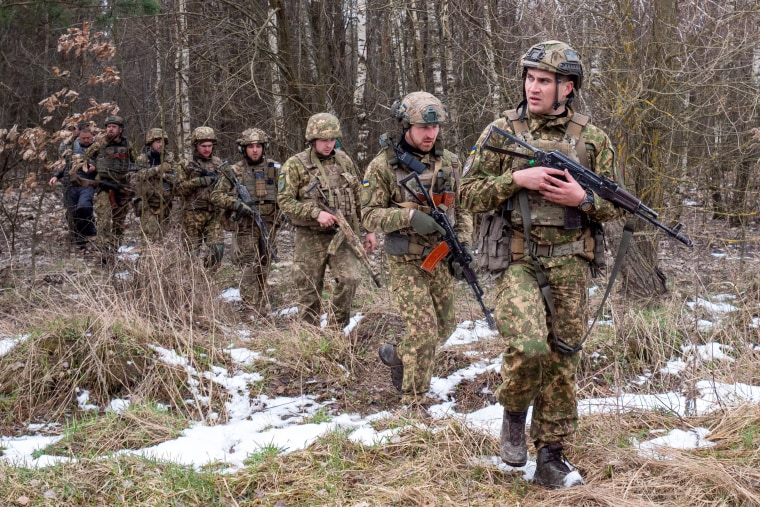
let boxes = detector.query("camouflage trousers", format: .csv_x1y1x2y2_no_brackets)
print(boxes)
388,257,456,402
493,255,589,447
292,227,360,327
136,200,171,243
94,190,130,252
231,222,277,310
180,209,223,269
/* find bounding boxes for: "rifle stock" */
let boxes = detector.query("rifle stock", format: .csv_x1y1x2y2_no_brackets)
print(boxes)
482,125,694,247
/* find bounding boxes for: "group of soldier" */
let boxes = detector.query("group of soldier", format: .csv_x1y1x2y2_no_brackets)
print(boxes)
49,40,620,488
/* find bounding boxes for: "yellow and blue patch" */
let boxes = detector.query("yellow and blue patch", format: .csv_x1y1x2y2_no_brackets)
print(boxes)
362,179,370,187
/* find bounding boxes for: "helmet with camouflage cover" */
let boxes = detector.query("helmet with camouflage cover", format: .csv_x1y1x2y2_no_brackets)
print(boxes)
191,126,217,145
237,128,269,147
520,40,583,90
145,128,168,146
104,115,125,128
305,113,342,142
394,91,447,130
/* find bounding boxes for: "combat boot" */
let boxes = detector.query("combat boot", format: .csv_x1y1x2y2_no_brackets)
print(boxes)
534,443,584,488
499,408,528,467
378,343,403,391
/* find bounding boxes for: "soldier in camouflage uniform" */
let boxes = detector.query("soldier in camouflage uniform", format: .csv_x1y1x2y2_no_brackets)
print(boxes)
210,128,282,312
277,113,377,327
132,128,177,242
84,115,137,262
460,41,621,488
361,92,473,405
176,126,225,269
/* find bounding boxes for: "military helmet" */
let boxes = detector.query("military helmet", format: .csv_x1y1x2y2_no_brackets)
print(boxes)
104,115,124,128
191,126,217,145
237,128,269,147
305,113,342,142
395,91,447,129
145,128,168,146
520,40,584,89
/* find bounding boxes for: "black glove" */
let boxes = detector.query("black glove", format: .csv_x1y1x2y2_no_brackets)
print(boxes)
449,243,475,280
233,200,254,218
409,210,445,236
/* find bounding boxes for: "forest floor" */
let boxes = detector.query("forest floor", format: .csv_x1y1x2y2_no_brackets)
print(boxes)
1,186,760,506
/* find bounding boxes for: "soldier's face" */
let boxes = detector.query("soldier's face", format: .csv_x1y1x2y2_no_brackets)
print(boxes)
196,141,214,158
405,124,439,152
105,123,122,139
78,132,94,147
314,138,336,156
245,143,264,161
150,139,164,153
524,68,573,115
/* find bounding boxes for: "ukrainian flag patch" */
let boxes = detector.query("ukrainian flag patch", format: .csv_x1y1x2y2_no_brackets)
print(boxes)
362,179,370,187
469,145,477,155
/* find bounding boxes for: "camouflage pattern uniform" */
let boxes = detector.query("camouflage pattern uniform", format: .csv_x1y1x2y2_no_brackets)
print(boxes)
460,42,620,462
132,128,177,242
277,113,363,327
84,115,137,259
210,128,282,311
176,126,224,268
362,92,473,404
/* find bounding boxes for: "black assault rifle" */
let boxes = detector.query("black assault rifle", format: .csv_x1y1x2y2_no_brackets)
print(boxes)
481,125,693,247
218,161,278,263
398,171,496,330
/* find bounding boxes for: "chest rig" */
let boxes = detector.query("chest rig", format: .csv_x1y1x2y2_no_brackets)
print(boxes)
506,109,589,229
239,158,279,218
183,156,220,212
291,149,357,229
97,138,132,185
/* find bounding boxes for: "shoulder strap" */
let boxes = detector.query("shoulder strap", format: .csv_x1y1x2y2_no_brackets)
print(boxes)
505,109,529,137
567,112,590,167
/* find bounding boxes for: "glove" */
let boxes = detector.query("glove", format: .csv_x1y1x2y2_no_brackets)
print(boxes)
234,200,254,218
159,162,172,173
197,175,217,187
448,244,475,281
409,210,445,236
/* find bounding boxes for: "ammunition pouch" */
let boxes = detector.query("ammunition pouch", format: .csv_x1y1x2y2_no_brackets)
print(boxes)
384,232,435,257
475,212,513,272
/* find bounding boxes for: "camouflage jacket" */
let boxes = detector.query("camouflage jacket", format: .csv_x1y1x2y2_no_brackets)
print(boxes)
177,155,222,212
132,148,177,209
461,108,620,246
210,157,281,224
84,135,136,186
277,147,362,232
362,141,474,261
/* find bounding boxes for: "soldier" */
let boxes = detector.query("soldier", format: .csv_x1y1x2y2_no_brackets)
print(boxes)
84,115,136,262
460,41,621,487
50,121,89,247
277,113,376,327
49,127,97,252
176,126,225,269
361,91,473,405
132,128,177,242
210,128,282,313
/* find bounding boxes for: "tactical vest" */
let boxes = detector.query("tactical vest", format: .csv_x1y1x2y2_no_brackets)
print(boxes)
183,156,221,212
506,109,588,228
135,148,175,209
289,149,358,230
382,141,460,257
238,158,280,218
97,138,132,185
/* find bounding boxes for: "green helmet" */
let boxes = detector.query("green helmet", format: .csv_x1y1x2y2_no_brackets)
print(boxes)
305,113,342,142
145,128,168,146
520,40,583,89
237,128,269,147
104,115,124,128
395,91,447,129
191,126,217,145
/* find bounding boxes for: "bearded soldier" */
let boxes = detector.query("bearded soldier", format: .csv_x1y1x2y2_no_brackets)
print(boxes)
176,126,225,269
277,113,377,327
210,128,282,313
84,115,136,263
132,128,177,242
361,91,473,405
460,41,621,488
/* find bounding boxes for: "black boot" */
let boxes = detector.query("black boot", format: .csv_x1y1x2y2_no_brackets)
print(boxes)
499,408,528,467
534,443,583,488
378,344,403,391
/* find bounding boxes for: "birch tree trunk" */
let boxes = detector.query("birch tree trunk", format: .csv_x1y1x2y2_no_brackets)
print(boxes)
353,0,370,166
174,0,191,159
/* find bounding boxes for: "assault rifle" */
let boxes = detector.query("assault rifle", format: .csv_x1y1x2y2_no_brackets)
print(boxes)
304,181,382,288
218,161,277,263
481,125,693,247
398,172,496,330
